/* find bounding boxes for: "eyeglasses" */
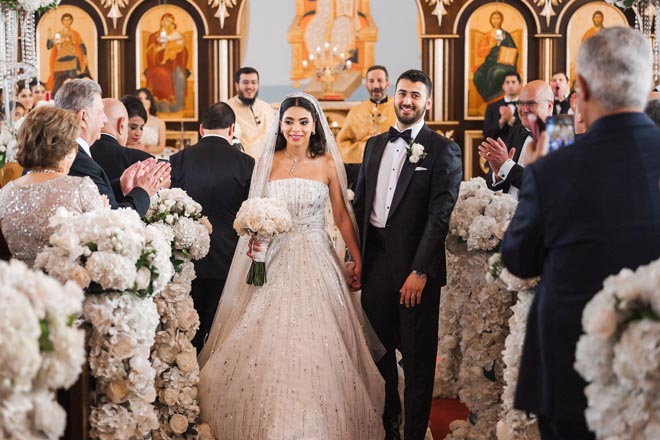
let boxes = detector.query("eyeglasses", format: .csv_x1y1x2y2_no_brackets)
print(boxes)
516,100,551,108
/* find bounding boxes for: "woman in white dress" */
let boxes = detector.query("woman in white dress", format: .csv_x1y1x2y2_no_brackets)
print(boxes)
136,88,166,156
198,93,385,439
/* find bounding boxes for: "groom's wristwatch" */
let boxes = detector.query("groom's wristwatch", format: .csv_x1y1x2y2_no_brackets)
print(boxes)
413,270,427,279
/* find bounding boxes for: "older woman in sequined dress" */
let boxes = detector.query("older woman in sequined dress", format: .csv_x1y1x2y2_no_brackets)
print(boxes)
0,106,105,265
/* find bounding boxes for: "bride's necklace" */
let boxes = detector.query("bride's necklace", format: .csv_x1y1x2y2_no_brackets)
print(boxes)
284,150,306,175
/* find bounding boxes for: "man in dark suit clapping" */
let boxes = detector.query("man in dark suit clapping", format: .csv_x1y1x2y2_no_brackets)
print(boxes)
501,27,660,439
55,79,169,217
170,102,255,352
91,98,152,181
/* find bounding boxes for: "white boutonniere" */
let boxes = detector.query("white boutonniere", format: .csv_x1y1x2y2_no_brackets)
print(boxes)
406,141,428,164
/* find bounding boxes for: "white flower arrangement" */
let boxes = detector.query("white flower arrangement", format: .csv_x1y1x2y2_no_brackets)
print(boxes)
575,258,660,439
0,124,17,168
145,188,212,272
234,197,292,285
84,293,161,439
35,207,174,298
0,259,85,440
9,0,59,12
438,191,523,440
449,177,518,251
406,142,428,163
144,190,215,438
150,261,214,440
486,254,541,440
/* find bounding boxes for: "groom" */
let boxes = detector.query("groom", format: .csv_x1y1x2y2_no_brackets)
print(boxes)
354,69,462,440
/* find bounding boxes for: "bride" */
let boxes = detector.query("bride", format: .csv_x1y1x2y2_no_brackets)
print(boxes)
198,93,385,439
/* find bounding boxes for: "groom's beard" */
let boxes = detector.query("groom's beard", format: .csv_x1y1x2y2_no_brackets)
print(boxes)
395,102,425,126
238,92,258,106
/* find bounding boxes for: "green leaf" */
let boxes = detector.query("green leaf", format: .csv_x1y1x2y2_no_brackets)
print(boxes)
483,366,497,382
39,319,54,352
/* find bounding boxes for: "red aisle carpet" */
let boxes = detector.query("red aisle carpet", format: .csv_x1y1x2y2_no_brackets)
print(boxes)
429,398,470,439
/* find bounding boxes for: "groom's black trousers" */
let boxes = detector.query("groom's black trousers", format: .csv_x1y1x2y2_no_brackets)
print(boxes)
361,225,441,440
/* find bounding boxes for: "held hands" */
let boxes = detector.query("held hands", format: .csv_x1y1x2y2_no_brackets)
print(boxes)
345,261,362,291
478,137,515,177
400,271,427,308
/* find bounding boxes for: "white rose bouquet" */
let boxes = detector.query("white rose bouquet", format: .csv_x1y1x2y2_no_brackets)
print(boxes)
145,188,212,271
233,197,292,286
574,258,660,439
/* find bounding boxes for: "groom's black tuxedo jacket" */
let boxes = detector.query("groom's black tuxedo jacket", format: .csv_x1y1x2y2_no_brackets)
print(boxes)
91,133,153,181
353,125,462,286
170,136,255,281
501,112,660,421
69,144,151,216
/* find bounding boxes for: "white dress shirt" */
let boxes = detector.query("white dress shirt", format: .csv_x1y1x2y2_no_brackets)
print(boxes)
493,132,532,199
77,137,91,157
370,118,425,228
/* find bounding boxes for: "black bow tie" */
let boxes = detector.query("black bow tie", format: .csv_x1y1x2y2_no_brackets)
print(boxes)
388,127,412,143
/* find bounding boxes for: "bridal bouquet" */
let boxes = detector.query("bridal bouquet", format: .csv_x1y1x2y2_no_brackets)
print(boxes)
0,259,85,439
233,197,292,286
574,258,660,439
145,188,212,271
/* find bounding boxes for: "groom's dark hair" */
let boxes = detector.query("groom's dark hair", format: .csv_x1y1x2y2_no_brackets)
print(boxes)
396,69,433,97
275,96,326,158
201,102,236,129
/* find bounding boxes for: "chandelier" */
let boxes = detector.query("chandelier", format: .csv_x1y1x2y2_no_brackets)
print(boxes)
607,0,660,79
0,0,56,167
301,42,352,96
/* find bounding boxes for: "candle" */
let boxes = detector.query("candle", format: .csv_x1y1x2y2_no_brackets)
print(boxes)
346,60,352,69
302,60,308,69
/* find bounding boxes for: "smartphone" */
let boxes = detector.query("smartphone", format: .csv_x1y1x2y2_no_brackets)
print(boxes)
545,115,575,153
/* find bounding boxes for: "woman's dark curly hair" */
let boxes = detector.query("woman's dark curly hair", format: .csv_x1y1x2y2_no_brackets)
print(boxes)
274,96,326,157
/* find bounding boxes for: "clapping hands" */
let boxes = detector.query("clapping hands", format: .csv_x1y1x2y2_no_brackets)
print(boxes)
120,158,171,197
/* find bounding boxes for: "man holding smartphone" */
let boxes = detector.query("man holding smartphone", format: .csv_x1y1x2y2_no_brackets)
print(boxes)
502,27,660,439
478,80,553,198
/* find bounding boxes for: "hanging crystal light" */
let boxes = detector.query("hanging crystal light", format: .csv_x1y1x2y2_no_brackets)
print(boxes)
0,0,60,167
609,0,660,79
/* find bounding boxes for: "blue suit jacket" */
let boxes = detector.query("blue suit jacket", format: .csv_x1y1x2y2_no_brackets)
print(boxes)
501,112,660,420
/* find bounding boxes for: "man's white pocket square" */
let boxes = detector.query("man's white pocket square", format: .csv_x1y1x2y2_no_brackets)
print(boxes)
414,167,428,171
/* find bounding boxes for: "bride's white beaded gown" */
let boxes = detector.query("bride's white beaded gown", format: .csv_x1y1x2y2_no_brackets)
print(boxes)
198,178,385,439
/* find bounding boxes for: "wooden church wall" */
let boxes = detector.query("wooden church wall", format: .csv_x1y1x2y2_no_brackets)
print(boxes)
37,0,635,177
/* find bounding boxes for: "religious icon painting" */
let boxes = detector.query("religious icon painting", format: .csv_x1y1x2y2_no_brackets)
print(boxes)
465,3,527,120
565,3,627,84
136,5,198,121
37,5,98,96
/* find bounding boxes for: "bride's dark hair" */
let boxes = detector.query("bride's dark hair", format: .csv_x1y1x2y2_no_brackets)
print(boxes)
274,96,326,157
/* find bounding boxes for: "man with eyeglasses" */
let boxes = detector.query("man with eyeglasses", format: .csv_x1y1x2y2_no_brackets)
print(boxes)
226,66,275,158
501,27,660,439
478,80,553,198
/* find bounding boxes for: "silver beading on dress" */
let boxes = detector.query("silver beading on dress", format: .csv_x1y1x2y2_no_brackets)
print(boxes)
197,94,385,439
